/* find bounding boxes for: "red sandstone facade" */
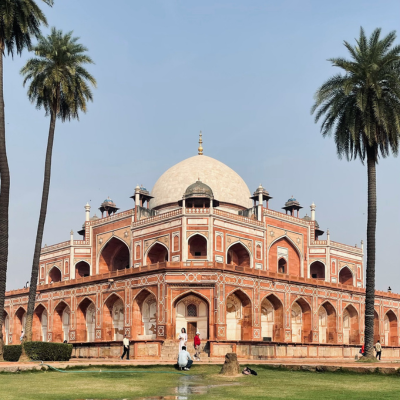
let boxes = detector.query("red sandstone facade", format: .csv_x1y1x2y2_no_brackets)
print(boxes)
3,149,399,359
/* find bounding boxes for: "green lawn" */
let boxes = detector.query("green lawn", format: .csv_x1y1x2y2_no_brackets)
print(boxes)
1,364,400,400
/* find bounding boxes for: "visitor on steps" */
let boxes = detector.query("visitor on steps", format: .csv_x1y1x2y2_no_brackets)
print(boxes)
121,334,130,360
375,340,382,360
177,345,193,371
194,331,201,360
178,327,187,352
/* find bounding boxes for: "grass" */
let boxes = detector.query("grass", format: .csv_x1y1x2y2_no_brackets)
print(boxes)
1,364,400,399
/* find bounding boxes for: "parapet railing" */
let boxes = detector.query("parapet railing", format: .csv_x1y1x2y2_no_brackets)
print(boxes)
132,208,182,227
88,209,133,227
186,208,210,214
6,260,397,300
214,209,264,227
264,209,310,226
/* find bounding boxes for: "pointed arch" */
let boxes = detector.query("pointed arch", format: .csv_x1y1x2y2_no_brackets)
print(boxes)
187,233,208,259
268,235,302,276
226,289,252,340
384,310,397,346
261,293,284,341
226,241,252,268
33,304,48,342
291,297,312,343
75,260,91,278
145,241,169,265
14,306,26,343
53,301,71,342
309,261,326,280
339,266,355,286
48,266,62,283
343,304,359,344
174,291,209,341
318,301,337,343
98,236,130,273
103,292,124,306
132,289,157,340
76,297,96,342
103,293,124,341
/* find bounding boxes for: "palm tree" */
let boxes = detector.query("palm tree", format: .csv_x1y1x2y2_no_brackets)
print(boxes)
19,28,95,358
312,27,400,358
0,0,53,361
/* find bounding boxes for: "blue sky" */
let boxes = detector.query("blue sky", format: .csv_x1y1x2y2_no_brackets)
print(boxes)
4,0,400,290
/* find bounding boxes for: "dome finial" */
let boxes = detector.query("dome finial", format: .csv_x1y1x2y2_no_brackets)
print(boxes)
198,131,203,155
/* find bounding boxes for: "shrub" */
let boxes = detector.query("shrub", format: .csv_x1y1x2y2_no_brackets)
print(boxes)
23,342,73,361
3,345,22,362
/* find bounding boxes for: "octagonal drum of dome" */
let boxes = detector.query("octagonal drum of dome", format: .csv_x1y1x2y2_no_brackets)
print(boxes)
150,155,252,210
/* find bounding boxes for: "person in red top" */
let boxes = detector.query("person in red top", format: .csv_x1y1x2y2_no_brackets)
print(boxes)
194,331,201,361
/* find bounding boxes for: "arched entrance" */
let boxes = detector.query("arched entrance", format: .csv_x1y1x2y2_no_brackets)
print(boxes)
291,299,311,343
76,298,96,342
53,301,71,342
132,290,157,339
49,267,62,283
343,305,359,344
99,238,130,273
226,290,252,340
261,294,284,341
269,237,301,275
175,294,208,340
188,234,207,259
103,294,124,341
310,261,325,280
227,243,251,268
318,302,336,343
339,267,353,286
384,311,397,346
75,261,90,278
32,305,48,342
14,307,26,342
146,242,168,265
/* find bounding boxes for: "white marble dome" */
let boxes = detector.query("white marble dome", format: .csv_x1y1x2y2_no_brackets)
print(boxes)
150,155,252,209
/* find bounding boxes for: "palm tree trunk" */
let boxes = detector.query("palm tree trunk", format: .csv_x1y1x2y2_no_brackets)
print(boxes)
0,49,10,361
19,110,56,360
364,152,377,358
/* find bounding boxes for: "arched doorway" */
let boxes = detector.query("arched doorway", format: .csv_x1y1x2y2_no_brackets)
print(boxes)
53,301,71,342
343,305,359,344
99,238,130,273
76,298,96,342
2,311,9,345
339,267,353,286
103,294,124,341
227,243,251,268
33,305,47,342
49,267,62,283
75,261,90,278
146,243,168,265
319,302,336,343
374,310,380,344
14,307,26,342
269,237,301,276
188,235,207,259
175,294,208,340
226,290,252,340
291,299,311,343
261,294,284,341
310,261,325,280
132,290,157,339
384,311,397,346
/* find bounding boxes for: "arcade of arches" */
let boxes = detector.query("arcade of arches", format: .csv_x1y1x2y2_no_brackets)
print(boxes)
7,290,399,350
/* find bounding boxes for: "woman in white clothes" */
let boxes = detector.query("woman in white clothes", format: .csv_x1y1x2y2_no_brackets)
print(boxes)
178,327,187,352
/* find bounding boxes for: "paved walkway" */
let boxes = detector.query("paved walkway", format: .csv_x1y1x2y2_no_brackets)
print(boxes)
1,357,399,373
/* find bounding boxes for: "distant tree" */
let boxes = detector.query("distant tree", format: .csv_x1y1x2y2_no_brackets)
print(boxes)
312,27,400,358
0,0,53,361
19,28,96,359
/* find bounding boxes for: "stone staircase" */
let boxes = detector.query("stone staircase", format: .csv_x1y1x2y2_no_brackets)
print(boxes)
160,339,210,361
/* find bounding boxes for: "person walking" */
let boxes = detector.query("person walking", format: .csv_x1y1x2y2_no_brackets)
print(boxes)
194,331,201,361
178,327,187,352
177,345,193,371
20,330,24,343
375,340,382,361
121,334,130,360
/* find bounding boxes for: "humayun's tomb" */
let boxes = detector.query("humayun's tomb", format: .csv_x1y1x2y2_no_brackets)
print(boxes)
3,136,400,360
